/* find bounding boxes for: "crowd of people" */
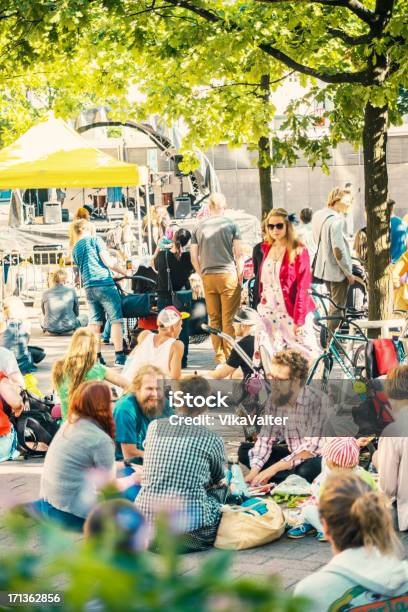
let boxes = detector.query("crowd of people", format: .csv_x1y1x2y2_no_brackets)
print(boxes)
1,187,408,609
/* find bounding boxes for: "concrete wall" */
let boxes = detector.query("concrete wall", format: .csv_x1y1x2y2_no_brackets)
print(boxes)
207,135,408,231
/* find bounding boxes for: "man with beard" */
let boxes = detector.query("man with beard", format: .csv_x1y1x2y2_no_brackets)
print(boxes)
113,365,173,465
239,349,327,485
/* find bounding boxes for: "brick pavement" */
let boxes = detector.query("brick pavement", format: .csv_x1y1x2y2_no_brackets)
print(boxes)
1,315,408,590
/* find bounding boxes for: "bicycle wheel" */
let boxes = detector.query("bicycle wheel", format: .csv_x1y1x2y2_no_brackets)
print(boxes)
307,353,333,392
352,343,366,378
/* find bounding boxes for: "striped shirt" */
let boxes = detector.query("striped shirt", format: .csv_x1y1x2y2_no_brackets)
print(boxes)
72,236,114,288
135,418,226,531
249,386,327,469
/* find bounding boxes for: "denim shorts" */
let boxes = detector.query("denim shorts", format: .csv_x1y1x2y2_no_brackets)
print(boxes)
85,284,123,325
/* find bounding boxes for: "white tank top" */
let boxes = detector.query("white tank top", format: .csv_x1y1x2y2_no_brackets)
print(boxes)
122,333,176,380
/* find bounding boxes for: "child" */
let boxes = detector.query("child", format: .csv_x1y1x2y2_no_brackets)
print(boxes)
287,437,377,542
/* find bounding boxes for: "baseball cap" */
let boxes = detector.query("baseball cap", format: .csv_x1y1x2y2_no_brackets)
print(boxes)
233,306,259,325
323,437,360,468
157,306,189,328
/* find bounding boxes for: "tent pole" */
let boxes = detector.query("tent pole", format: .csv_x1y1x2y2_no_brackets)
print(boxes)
135,187,143,256
146,173,152,256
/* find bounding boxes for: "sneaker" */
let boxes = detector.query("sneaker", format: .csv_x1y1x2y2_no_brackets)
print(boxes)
316,531,327,542
287,523,317,539
114,354,127,366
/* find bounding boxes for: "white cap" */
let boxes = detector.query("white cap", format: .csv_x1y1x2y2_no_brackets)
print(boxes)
157,306,188,328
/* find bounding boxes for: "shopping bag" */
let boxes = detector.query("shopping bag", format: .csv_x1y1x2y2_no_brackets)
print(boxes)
214,497,285,550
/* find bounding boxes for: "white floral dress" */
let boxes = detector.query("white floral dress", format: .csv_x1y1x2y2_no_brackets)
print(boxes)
255,253,319,364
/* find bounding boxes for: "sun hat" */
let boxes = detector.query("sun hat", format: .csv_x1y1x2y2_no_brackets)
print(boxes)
157,306,189,328
323,437,360,468
233,306,259,326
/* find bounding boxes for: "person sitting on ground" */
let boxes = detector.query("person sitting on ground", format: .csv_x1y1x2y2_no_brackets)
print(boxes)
113,365,172,465
33,381,117,531
0,297,45,375
84,499,148,565
287,437,377,542
206,306,258,380
240,349,327,485
0,373,24,462
41,268,87,335
122,307,185,381
52,328,128,421
135,376,227,552
294,472,408,611
377,365,408,532
0,346,25,388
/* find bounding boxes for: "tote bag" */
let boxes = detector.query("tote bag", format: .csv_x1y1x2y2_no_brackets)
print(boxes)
214,497,285,550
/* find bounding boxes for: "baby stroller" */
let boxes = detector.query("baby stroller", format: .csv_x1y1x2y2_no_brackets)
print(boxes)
114,273,158,347
202,323,272,442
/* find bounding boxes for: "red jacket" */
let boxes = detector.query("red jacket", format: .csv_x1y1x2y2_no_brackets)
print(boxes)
258,242,315,326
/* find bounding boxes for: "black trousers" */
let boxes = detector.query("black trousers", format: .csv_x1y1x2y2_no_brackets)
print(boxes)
238,441,322,484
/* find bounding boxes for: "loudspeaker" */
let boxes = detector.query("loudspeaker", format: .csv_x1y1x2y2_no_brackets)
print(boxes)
174,195,192,219
61,208,70,222
43,201,62,224
174,154,187,177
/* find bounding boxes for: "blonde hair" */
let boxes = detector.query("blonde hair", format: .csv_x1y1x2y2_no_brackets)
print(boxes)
52,328,99,402
69,218,91,247
385,365,408,400
264,208,303,263
319,472,399,555
209,192,227,211
126,364,165,396
3,296,27,321
51,268,68,286
327,186,351,208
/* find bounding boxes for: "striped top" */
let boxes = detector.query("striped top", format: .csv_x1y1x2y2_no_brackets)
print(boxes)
72,235,114,288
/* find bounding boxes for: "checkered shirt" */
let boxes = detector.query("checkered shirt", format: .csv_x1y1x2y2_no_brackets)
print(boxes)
135,419,226,531
249,386,327,469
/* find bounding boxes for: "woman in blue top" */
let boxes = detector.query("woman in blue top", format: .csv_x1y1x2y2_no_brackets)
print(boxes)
71,219,131,365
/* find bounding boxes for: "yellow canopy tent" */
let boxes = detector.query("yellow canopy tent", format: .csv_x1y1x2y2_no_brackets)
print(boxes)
0,117,140,188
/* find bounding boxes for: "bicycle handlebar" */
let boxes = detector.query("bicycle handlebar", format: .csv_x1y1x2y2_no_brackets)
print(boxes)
201,323,221,336
114,274,157,285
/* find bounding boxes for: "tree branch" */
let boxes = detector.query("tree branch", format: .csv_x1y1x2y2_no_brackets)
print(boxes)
164,0,220,23
327,27,373,45
259,42,371,84
256,0,376,25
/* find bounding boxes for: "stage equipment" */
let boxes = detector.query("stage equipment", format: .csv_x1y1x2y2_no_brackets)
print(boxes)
43,201,62,224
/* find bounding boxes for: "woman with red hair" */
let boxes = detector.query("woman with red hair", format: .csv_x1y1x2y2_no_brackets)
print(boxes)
33,381,116,530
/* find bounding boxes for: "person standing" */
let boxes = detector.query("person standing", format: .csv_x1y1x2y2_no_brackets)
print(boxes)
312,187,355,332
154,228,194,367
253,208,318,362
190,193,244,365
296,207,316,261
389,198,408,264
71,219,130,365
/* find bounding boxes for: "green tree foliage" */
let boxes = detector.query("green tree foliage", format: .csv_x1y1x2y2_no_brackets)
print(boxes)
0,509,308,612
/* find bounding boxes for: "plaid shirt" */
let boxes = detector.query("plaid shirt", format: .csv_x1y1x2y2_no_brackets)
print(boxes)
135,419,226,531
249,386,327,469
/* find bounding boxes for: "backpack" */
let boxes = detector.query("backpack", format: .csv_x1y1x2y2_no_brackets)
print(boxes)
365,339,399,379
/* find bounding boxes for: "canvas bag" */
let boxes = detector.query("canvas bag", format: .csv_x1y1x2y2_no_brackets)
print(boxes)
214,497,285,550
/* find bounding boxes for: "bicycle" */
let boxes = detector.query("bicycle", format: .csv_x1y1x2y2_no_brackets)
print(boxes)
307,290,369,390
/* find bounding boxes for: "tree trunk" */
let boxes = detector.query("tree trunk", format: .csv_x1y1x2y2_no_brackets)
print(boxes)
363,101,393,323
258,73,273,217
258,140,273,217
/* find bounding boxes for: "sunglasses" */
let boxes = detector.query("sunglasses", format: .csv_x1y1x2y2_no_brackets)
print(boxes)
267,223,285,230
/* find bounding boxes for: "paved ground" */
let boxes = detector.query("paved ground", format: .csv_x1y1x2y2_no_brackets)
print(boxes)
1,311,407,591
